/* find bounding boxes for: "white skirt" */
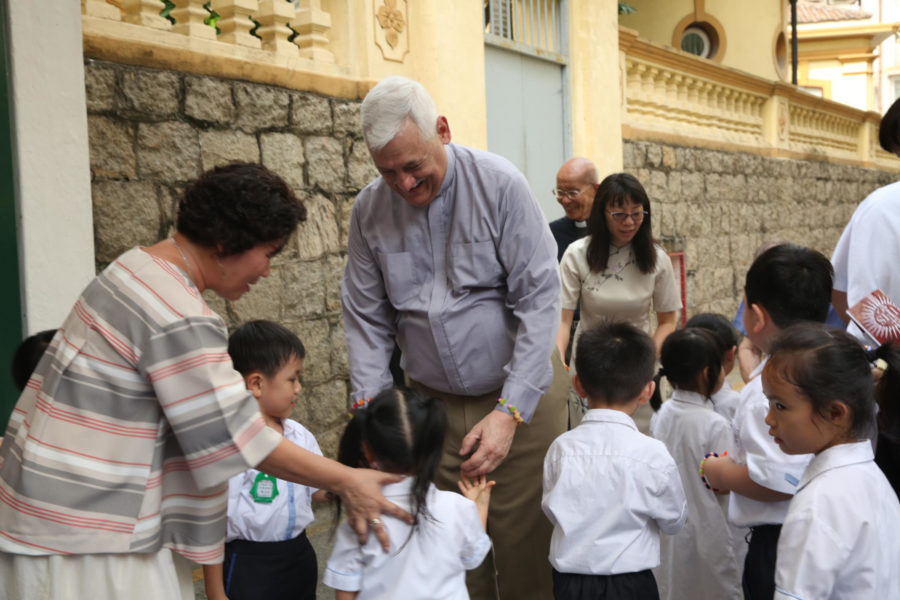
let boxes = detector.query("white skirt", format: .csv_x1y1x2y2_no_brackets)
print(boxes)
0,548,195,600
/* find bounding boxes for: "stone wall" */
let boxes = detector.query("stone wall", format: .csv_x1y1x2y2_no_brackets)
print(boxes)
623,140,897,320
84,59,900,462
85,59,378,459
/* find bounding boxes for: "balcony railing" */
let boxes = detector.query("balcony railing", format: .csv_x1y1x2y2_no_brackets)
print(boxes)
619,27,896,169
81,0,371,98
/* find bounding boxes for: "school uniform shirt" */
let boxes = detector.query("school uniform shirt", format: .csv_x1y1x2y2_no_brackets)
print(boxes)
711,380,741,423
226,419,321,543
831,180,900,342
775,441,900,599
542,409,687,575
323,478,490,599
650,390,743,600
728,359,812,528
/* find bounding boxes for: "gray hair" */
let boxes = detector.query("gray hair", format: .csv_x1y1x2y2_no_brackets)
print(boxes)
360,76,439,151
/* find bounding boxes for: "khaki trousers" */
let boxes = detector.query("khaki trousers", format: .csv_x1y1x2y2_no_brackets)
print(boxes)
411,348,569,600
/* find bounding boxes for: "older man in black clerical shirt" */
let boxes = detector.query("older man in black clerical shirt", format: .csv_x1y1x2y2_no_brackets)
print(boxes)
549,157,598,261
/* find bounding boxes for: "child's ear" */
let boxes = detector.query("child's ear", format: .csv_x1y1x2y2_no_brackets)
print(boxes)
827,400,851,428
724,345,737,368
747,302,769,335
361,442,379,469
245,371,265,398
572,374,587,399
636,380,656,406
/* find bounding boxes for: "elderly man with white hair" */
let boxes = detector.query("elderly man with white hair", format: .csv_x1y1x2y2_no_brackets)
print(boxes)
341,76,568,599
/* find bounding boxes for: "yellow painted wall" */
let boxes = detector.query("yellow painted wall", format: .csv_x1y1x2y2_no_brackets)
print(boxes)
569,1,624,175
335,0,488,148
619,0,786,81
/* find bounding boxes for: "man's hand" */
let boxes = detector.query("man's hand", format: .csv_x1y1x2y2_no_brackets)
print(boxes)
459,410,517,476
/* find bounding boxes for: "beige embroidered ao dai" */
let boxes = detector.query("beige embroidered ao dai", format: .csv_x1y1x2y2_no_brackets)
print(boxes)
559,237,681,366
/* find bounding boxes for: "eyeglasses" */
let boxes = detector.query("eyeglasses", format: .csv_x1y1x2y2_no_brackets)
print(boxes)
552,188,587,200
607,210,648,223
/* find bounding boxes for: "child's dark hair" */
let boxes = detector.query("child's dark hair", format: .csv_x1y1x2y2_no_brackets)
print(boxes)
228,320,305,378
586,172,657,274
685,313,739,353
766,324,874,439
871,342,900,441
11,329,57,391
744,244,833,329
650,328,722,411
574,321,656,405
336,387,446,530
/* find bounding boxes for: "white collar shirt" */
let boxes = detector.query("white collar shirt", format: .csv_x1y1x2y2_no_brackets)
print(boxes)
650,390,743,600
711,380,741,422
728,358,813,527
323,478,490,599
830,181,900,342
225,419,321,543
542,409,687,575
775,441,900,600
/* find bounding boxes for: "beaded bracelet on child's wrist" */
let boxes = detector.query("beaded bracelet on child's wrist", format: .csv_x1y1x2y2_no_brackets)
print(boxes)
699,451,727,492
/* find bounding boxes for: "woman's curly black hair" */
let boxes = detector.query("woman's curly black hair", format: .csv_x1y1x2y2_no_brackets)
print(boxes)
176,162,307,256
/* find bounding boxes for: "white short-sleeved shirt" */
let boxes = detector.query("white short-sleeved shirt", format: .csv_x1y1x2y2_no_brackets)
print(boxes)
728,360,813,527
650,390,743,600
831,181,900,342
775,441,900,600
711,380,741,423
542,409,687,575
323,478,490,599
560,239,681,335
226,419,322,543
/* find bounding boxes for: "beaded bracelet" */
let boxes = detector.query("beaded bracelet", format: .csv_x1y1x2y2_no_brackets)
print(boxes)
350,397,373,414
497,398,523,426
699,451,727,492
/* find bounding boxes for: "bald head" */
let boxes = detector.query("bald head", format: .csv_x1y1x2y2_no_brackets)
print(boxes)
555,157,598,221
556,157,598,184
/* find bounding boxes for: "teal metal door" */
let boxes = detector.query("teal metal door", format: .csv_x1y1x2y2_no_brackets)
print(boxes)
0,0,23,431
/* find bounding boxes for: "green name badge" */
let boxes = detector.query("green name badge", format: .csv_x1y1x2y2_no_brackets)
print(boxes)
249,472,279,504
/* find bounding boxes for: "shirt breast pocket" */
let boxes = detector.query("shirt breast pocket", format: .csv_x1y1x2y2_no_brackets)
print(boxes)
449,241,504,291
379,251,421,306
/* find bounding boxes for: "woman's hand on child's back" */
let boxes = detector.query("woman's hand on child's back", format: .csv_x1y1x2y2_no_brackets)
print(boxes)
458,474,495,528
341,468,414,552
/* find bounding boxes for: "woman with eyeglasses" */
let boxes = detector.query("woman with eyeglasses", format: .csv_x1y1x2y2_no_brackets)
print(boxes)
556,172,681,405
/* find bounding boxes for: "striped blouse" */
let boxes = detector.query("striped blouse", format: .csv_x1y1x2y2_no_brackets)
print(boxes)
0,247,281,564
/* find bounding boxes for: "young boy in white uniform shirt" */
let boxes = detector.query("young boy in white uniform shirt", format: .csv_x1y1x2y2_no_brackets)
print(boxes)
542,322,687,600
203,321,329,600
701,244,834,600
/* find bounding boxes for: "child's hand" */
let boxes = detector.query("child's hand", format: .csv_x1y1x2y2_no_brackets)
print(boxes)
458,474,495,529
700,452,733,493
312,489,334,503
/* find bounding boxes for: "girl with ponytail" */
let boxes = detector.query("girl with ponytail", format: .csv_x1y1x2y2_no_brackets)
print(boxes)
324,387,493,599
649,328,743,600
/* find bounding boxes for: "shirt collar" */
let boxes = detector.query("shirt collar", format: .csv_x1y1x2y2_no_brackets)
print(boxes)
581,408,638,430
574,220,588,228
798,440,874,491
381,476,415,498
609,242,632,255
436,143,457,199
670,389,713,407
749,356,769,381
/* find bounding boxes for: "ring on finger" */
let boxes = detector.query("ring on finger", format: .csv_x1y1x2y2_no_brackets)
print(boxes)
368,518,382,526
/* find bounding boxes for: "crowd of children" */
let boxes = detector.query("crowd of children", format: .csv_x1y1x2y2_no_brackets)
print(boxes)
8,241,900,600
